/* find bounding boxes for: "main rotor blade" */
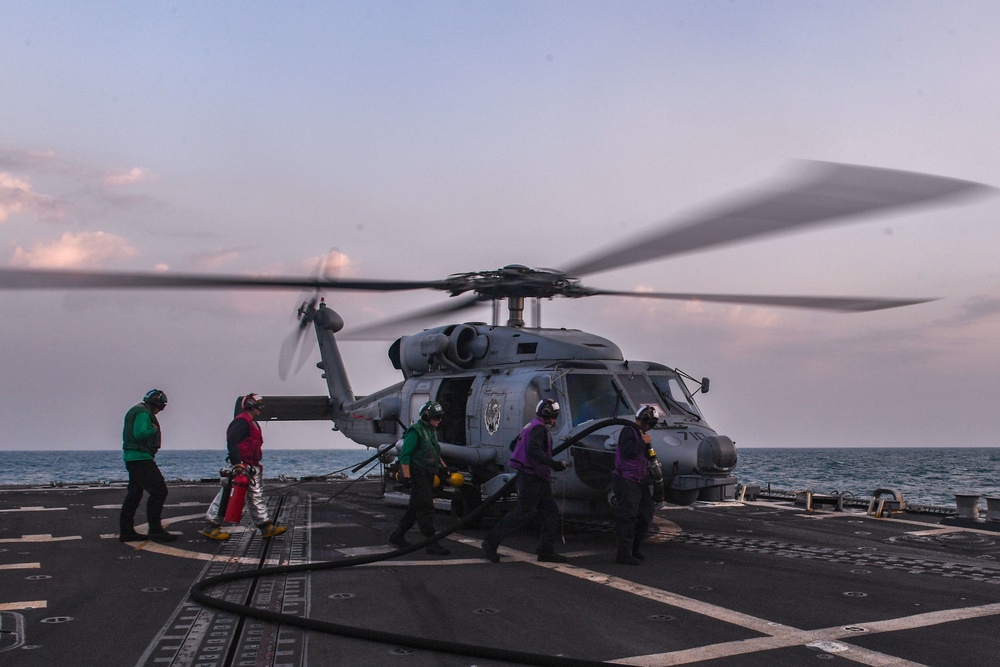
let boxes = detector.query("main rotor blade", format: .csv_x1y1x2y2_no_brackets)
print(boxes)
0,268,445,292
588,289,936,312
341,294,485,339
562,161,992,278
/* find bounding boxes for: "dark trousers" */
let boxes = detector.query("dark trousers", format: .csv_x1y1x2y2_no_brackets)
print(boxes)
612,474,653,555
120,459,168,533
485,471,560,554
393,469,438,538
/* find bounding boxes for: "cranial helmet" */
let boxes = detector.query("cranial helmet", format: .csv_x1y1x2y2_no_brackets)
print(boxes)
242,393,265,411
536,399,560,420
635,405,659,428
143,389,167,409
419,400,445,422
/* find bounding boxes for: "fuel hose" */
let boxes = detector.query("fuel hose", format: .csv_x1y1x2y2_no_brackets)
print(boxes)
189,418,637,666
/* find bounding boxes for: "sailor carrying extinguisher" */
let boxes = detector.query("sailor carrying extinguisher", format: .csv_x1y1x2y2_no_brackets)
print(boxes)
200,393,286,541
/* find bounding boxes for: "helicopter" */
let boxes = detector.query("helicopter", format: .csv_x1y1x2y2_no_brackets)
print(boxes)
0,161,990,518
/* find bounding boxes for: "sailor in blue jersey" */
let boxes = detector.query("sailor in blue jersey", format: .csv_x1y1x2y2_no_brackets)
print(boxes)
481,399,568,563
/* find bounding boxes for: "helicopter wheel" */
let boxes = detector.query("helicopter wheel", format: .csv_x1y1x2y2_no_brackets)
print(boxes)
664,488,700,506
451,485,483,529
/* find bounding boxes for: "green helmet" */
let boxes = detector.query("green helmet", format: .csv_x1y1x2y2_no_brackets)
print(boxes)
143,389,167,410
419,400,445,422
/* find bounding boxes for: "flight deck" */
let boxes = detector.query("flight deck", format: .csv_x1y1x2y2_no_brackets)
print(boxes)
2,479,999,666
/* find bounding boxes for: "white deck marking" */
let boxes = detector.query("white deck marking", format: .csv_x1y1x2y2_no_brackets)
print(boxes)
450,533,1000,667
0,600,47,611
0,534,81,543
0,562,40,570
0,506,67,513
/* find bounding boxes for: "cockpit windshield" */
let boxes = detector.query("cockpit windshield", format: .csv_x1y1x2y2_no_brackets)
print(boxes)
649,374,703,419
565,373,632,426
564,371,703,427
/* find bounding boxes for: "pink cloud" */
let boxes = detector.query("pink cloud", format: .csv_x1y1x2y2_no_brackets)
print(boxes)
8,231,139,268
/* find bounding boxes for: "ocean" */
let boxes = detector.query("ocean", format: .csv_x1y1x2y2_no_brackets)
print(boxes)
0,447,997,509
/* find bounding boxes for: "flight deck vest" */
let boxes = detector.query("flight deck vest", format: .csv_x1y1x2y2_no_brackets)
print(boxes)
614,424,649,484
510,417,553,480
231,412,264,465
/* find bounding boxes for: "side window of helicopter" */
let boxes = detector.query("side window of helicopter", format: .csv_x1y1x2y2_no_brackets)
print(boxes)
566,373,631,426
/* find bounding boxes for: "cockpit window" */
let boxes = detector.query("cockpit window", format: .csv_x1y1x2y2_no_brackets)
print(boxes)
565,373,631,426
650,374,702,418
615,373,667,417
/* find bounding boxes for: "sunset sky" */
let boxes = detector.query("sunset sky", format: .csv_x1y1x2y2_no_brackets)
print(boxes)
2,2,999,451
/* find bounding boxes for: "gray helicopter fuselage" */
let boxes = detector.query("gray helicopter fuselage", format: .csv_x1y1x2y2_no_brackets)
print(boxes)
322,317,737,512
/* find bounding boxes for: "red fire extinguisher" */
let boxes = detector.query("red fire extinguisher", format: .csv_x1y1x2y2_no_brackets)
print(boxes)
224,472,250,523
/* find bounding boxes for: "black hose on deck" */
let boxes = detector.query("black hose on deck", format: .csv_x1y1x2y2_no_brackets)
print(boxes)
189,418,635,666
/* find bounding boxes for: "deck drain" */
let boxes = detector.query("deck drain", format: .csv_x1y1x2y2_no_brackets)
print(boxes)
689,586,712,592
142,587,168,593
25,575,51,580
474,608,500,615
843,625,869,633
851,569,872,575
328,593,356,600
843,591,868,598
854,531,872,536
40,616,73,624
119,554,141,560
649,615,675,622
390,647,415,655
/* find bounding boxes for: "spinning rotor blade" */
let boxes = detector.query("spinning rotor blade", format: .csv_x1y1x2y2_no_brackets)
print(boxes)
587,289,935,312
278,323,311,381
562,161,992,278
341,294,485,340
0,267,446,292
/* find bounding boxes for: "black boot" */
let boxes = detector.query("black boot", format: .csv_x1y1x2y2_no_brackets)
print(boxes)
426,542,451,556
388,531,410,548
481,541,500,563
537,546,568,563
616,544,640,565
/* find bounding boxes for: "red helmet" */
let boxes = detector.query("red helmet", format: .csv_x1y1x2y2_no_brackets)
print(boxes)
242,393,265,411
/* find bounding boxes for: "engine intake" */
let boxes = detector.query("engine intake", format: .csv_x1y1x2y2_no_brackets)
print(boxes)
390,324,488,375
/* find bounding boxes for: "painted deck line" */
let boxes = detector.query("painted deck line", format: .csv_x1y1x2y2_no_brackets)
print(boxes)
0,600,47,611
0,562,41,570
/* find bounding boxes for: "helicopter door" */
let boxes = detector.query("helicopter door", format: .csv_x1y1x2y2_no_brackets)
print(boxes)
435,377,474,445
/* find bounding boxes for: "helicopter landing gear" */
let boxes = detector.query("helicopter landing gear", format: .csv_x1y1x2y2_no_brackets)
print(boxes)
451,485,483,528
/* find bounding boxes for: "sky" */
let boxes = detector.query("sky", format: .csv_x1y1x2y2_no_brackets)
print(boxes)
1,1,999,452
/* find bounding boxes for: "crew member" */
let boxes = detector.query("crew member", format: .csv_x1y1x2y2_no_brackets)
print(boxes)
388,401,451,556
481,399,568,564
119,389,177,542
612,405,660,565
200,393,286,540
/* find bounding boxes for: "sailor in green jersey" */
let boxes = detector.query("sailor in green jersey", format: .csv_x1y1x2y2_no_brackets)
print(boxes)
388,401,451,556
118,389,177,542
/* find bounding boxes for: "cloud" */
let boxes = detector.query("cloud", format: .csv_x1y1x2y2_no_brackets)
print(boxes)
102,167,154,187
301,249,358,278
0,171,63,223
8,231,139,268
